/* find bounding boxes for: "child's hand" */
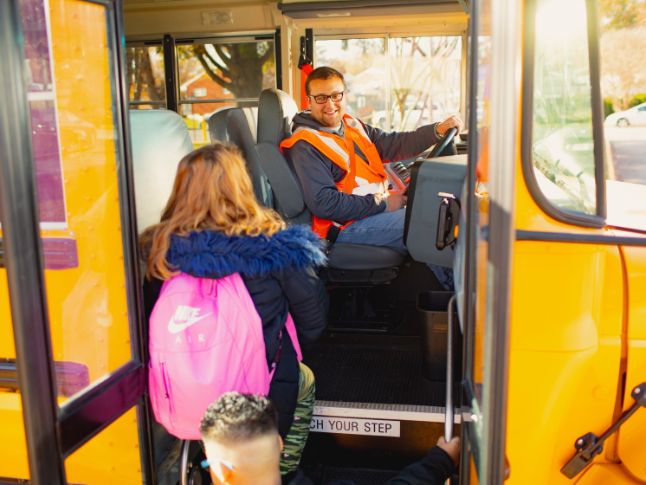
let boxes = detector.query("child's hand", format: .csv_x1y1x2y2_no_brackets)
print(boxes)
437,436,460,465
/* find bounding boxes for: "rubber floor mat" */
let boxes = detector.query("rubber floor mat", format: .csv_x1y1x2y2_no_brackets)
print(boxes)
303,341,445,406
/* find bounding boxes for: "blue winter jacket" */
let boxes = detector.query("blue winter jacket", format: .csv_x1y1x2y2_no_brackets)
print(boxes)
143,224,328,437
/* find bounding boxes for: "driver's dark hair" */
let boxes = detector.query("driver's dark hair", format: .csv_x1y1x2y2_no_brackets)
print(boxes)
305,66,345,95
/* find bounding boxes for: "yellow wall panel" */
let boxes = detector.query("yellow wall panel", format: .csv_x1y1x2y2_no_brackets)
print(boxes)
505,242,623,484
0,394,29,479
66,407,143,485
618,245,646,481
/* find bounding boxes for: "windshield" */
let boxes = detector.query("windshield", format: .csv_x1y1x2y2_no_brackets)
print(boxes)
531,0,597,216
532,125,595,214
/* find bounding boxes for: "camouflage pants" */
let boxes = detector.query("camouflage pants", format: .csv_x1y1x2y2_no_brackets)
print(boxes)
280,363,315,475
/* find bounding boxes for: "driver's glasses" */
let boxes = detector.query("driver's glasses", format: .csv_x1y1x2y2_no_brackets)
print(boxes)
309,91,344,104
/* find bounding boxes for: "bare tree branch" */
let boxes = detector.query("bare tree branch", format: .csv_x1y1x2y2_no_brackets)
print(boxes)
194,52,233,90
194,45,230,76
213,45,233,76
215,44,232,61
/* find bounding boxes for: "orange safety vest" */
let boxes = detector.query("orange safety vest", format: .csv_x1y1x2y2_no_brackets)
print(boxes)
281,114,388,239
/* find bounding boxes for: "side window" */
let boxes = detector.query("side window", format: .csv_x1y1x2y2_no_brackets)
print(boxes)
314,35,462,132
530,0,597,217
176,38,276,146
599,3,646,229
125,37,277,147
126,44,166,109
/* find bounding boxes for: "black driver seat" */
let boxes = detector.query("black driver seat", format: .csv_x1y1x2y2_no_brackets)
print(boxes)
255,89,405,283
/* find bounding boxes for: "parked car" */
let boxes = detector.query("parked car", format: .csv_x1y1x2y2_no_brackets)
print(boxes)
605,102,646,127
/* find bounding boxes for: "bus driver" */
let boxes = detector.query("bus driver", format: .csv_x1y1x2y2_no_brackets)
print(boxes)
281,66,463,289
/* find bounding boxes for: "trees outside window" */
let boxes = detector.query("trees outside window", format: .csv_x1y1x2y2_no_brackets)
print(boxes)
126,45,165,109
315,35,462,132
127,38,276,146
599,0,646,230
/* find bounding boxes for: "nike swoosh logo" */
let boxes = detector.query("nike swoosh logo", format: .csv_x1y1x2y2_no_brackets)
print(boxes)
168,312,211,334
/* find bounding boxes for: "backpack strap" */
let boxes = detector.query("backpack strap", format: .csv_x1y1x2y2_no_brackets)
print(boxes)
285,313,302,361
269,313,302,379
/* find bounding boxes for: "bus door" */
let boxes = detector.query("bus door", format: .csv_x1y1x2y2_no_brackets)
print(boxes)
461,0,646,483
0,0,151,482
457,0,519,482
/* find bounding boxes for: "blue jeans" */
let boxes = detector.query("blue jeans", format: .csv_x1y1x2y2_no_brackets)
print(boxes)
336,209,454,289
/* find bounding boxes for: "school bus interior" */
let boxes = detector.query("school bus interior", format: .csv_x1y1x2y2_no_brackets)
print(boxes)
123,0,470,481
4,0,645,482
130,117,465,484
4,0,646,482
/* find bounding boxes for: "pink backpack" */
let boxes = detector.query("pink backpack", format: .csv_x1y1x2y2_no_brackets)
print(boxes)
148,272,302,439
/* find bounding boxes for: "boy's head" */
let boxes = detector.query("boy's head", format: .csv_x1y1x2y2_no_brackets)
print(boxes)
200,392,282,485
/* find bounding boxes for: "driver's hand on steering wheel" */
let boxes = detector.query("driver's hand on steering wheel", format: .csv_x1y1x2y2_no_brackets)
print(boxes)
436,115,464,137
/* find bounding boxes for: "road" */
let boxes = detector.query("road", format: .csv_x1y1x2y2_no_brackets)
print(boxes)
605,126,646,184
604,126,646,227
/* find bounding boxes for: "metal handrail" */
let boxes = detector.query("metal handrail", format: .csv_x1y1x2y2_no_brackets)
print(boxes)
180,440,191,485
445,295,457,440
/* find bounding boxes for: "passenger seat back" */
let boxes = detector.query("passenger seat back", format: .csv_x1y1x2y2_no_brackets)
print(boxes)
207,107,273,208
129,109,193,232
208,106,258,142
256,89,310,225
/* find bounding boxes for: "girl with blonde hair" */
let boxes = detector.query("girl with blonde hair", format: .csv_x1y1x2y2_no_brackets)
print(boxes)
141,142,327,478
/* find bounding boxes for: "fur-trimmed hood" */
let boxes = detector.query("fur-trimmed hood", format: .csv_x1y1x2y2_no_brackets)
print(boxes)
167,224,326,279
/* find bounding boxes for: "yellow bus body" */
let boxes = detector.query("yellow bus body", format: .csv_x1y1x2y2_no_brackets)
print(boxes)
0,0,142,482
1,0,644,483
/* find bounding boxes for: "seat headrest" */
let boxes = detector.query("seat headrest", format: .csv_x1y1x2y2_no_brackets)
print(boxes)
129,109,193,232
257,89,298,145
207,107,272,207
207,108,231,142
208,108,256,150
240,106,258,142
208,106,258,143
225,109,257,150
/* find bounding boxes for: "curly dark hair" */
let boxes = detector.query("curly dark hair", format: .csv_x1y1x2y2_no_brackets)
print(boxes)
200,392,278,443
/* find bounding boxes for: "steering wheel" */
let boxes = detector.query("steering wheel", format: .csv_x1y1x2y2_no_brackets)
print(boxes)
420,127,458,159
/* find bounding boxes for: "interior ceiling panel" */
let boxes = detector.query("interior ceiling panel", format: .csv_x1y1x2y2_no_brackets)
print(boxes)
279,0,468,18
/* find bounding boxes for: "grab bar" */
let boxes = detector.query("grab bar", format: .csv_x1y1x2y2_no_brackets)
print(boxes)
445,295,457,440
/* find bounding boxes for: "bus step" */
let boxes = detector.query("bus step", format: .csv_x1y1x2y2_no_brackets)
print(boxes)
303,401,460,474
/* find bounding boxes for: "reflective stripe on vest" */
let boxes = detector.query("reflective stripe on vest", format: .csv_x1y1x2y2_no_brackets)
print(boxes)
280,114,387,239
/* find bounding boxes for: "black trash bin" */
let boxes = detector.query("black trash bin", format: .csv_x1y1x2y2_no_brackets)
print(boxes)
417,291,453,382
